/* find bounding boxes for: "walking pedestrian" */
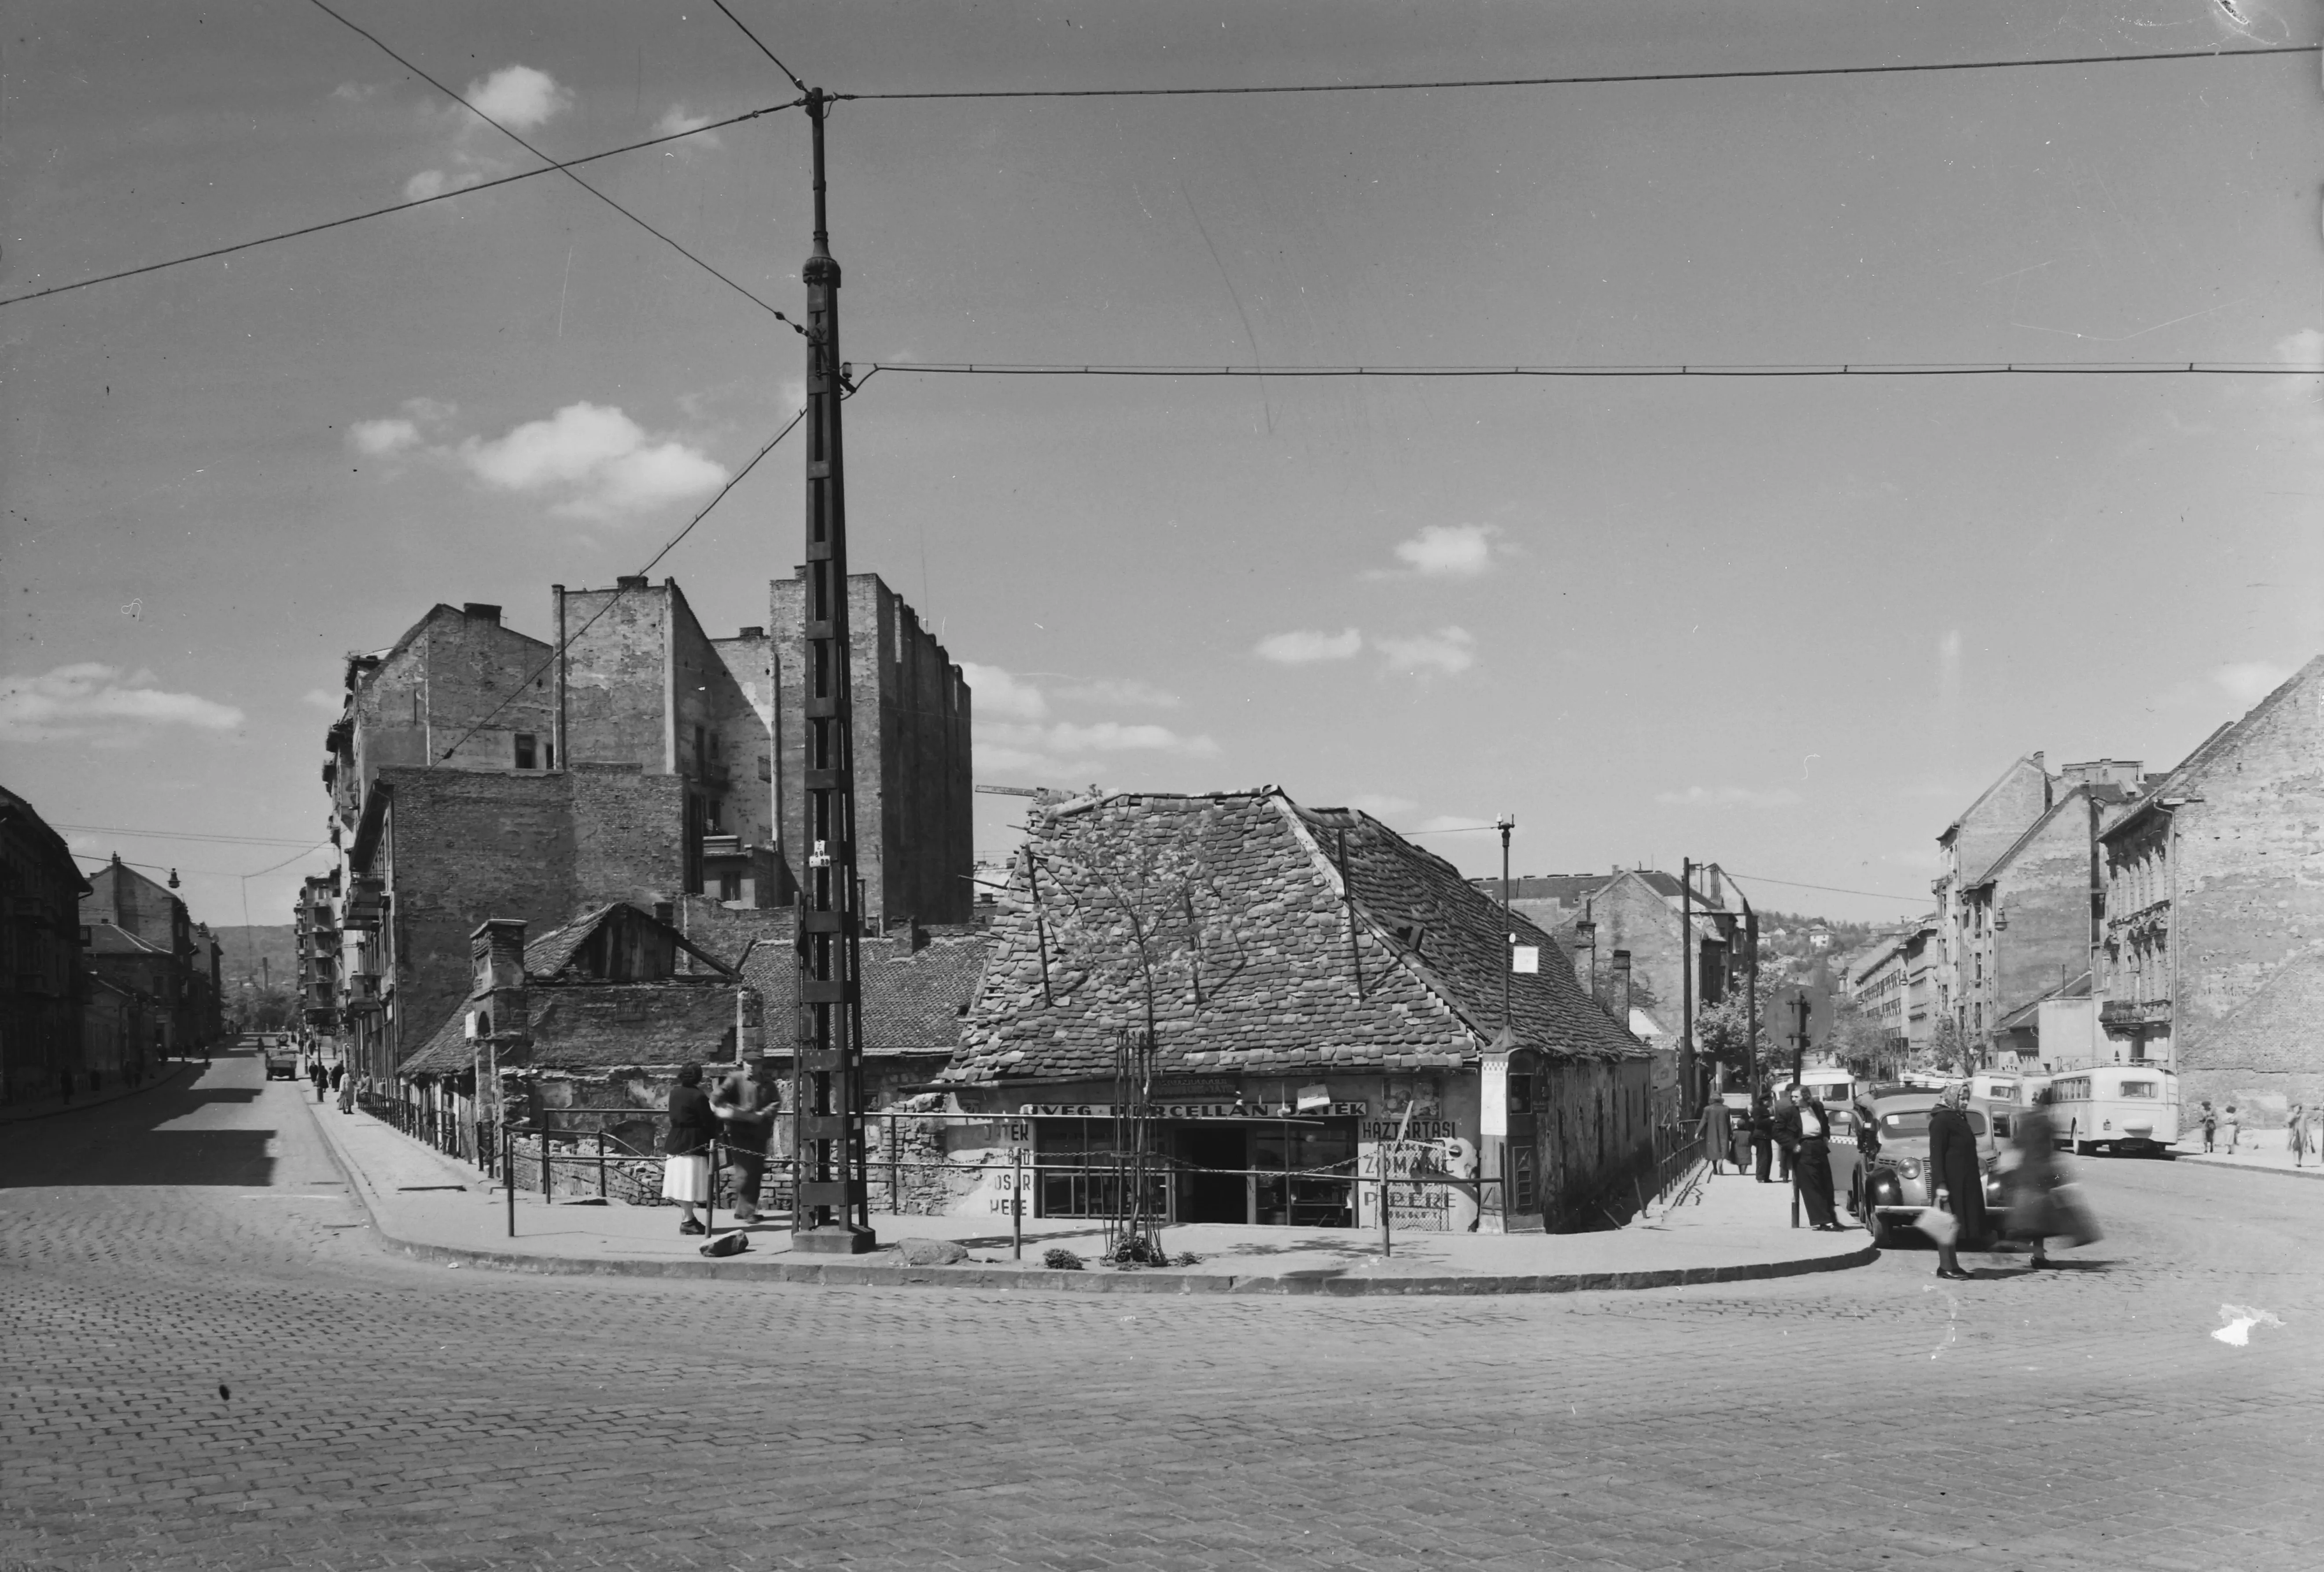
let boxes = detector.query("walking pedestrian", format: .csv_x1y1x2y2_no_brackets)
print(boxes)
711,1058,776,1224
2287,1103,2309,1168
662,1063,718,1236
309,1059,328,1104
2197,1100,2217,1153
1779,1086,1846,1231
1749,1094,1776,1182
2220,1102,2240,1154
337,1067,356,1115
1927,1085,1989,1281
1702,1095,1733,1177
2001,1089,2097,1269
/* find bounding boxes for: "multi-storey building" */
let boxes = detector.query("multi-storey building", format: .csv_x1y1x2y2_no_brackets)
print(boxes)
2096,656,2324,1114
80,853,216,1057
320,574,973,1088
0,784,90,1105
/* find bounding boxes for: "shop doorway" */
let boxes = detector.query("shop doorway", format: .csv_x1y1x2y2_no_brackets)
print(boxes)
1175,1126,1249,1224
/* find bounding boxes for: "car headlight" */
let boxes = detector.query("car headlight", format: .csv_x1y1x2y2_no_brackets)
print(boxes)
1895,1157,1921,1179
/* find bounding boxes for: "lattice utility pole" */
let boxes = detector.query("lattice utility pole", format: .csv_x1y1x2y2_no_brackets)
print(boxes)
791,87,875,1253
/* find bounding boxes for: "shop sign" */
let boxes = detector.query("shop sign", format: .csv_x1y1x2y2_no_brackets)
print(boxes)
1018,1101,1368,1120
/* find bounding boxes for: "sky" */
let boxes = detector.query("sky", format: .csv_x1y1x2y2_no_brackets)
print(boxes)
5,0,2321,941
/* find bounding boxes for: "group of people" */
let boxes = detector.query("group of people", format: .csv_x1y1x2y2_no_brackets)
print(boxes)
305,1055,360,1114
2194,1098,2320,1164
661,1059,780,1235
1923,1084,2096,1278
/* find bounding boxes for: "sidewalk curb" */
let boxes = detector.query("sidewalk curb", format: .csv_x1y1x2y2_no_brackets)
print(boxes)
2171,1152,2324,1183
0,1060,196,1125
304,1099,1878,1296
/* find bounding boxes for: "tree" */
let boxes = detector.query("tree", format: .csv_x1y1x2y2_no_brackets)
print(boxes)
1923,1017,1971,1075
1693,994,1768,1082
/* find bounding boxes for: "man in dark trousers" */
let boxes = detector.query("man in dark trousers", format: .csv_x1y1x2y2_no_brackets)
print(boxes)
1748,1093,1776,1182
309,1058,329,1104
710,1058,777,1226
1778,1085,1846,1230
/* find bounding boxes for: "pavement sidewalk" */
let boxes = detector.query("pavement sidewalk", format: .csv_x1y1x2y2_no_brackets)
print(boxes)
2169,1127,2324,1182
0,1058,196,1125
305,1100,1876,1294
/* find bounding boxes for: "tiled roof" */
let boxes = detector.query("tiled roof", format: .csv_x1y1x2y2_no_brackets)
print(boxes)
735,918,989,1058
402,980,744,1075
522,902,741,980
945,790,1643,1086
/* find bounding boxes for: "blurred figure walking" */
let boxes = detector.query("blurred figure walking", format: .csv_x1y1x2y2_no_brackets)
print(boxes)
2002,1088,2098,1269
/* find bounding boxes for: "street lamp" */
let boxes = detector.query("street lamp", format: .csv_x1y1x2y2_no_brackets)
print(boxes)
1495,815,1515,1034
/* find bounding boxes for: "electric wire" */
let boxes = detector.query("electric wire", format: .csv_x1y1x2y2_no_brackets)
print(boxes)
840,41,2316,100
304,0,811,337
52,823,322,849
0,106,794,310
710,0,810,93
73,841,330,881
1723,871,1934,905
429,394,828,764
864,360,2321,379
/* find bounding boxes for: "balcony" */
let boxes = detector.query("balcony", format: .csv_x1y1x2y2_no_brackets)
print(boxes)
343,973,383,1016
700,833,742,861
2100,998,2170,1028
341,877,386,930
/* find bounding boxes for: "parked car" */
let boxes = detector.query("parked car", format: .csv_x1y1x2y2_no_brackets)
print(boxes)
1834,1090,2007,1247
263,1040,301,1080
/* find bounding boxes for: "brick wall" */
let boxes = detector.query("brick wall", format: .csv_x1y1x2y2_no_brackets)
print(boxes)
563,584,672,773
1989,794,2098,1030
2170,659,2324,1115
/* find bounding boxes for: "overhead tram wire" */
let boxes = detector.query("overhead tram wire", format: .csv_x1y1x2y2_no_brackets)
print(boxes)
864,360,2322,379
304,0,811,338
1722,872,1933,905
0,107,794,310
840,41,2315,100
710,0,810,94
52,823,321,849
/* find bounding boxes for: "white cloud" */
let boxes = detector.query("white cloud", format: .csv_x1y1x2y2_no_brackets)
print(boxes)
457,402,727,521
958,662,1048,721
1381,523,1503,578
403,169,453,202
401,396,457,424
349,418,420,457
653,103,722,148
466,65,570,131
1654,785,1805,809
983,721,1217,757
1054,677,1181,710
1375,626,1476,676
1256,627,1362,664
331,81,379,103
2214,660,2294,708
0,664,243,743
302,688,344,713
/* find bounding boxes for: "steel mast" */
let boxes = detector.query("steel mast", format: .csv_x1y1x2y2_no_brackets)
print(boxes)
791,86,875,1253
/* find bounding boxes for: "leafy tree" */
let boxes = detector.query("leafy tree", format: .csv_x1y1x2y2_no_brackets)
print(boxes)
1693,993,1768,1079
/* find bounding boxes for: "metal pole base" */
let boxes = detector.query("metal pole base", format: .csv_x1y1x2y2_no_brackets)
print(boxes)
791,1224,880,1255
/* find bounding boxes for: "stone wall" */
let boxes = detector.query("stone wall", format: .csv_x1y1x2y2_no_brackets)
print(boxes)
1989,794,2099,1030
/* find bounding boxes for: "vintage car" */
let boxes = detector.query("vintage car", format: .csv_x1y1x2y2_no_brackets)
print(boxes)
1834,1090,2007,1247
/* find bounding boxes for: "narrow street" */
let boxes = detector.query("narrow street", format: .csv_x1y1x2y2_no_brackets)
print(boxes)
4,1049,2316,1571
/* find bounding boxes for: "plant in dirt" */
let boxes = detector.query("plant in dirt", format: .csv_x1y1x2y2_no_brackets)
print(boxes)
1042,1247,1084,1270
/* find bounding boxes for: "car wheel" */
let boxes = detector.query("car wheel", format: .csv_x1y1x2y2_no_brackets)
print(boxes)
1865,1209,1893,1248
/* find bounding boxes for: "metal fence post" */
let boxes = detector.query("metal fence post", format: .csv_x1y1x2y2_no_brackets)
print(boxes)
504,1123,516,1238
1013,1148,1024,1261
540,1127,552,1203
596,1130,607,1200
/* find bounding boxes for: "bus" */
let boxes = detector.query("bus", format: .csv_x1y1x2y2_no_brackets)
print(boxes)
1967,1070,2051,1141
2044,1065,2179,1156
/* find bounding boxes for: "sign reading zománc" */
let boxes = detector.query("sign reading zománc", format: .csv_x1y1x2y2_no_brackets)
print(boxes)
1018,1101,1370,1120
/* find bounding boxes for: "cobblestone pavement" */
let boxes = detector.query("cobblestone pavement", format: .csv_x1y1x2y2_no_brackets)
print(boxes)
3,1053,2317,1571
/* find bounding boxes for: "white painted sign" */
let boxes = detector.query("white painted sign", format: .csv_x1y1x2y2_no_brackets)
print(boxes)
1481,1057,1509,1138
1510,946,1540,974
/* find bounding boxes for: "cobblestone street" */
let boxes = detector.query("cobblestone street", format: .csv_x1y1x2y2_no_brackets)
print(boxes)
4,1052,2317,1572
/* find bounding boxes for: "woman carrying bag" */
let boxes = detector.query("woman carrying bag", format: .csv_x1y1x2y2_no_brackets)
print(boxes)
2002,1088,2099,1270
1926,1085,1989,1281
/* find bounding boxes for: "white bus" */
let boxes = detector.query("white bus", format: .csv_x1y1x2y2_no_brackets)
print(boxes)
1967,1070,2051,1141
2044,1065,2179,1156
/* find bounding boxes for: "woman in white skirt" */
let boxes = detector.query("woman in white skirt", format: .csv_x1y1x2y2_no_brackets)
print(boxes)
663,1063,718,1235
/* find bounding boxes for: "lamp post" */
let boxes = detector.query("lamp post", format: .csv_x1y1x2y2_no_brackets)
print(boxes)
1496,815,1515,1033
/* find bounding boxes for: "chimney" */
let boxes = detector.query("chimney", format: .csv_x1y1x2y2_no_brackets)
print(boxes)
471,918,528,995
617,575,649,591
463,603,501,624
737,625,764,640
653,900,675,927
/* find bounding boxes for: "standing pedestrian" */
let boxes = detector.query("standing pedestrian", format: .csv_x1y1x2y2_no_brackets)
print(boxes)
1702,1095,1733,1177
337,1066,357,1115
2196,1100,2217,1153
1773,1088,1800,1183
662,1063,718,1236
711,1059,776,1225
2220,1102,2240,1154
1749,1094,1776,1182
2287,1103,2309,1168
1927,1085,1989,1281
1779,1086,1846,1231
309,1059,328,1103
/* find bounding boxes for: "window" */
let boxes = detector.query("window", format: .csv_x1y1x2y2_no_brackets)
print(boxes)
514,733,538,769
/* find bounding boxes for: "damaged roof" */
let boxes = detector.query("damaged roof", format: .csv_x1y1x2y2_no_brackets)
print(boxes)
732,916,989,1059
946,789,1643,1086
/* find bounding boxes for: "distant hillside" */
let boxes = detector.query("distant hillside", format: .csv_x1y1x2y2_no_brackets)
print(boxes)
211,924,298,987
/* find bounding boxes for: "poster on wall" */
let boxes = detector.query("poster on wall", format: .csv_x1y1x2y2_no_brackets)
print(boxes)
1355,1086,1478,1232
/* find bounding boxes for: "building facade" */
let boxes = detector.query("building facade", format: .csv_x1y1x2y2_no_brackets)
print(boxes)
0,785,90,1104
2096,656,2324,1115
